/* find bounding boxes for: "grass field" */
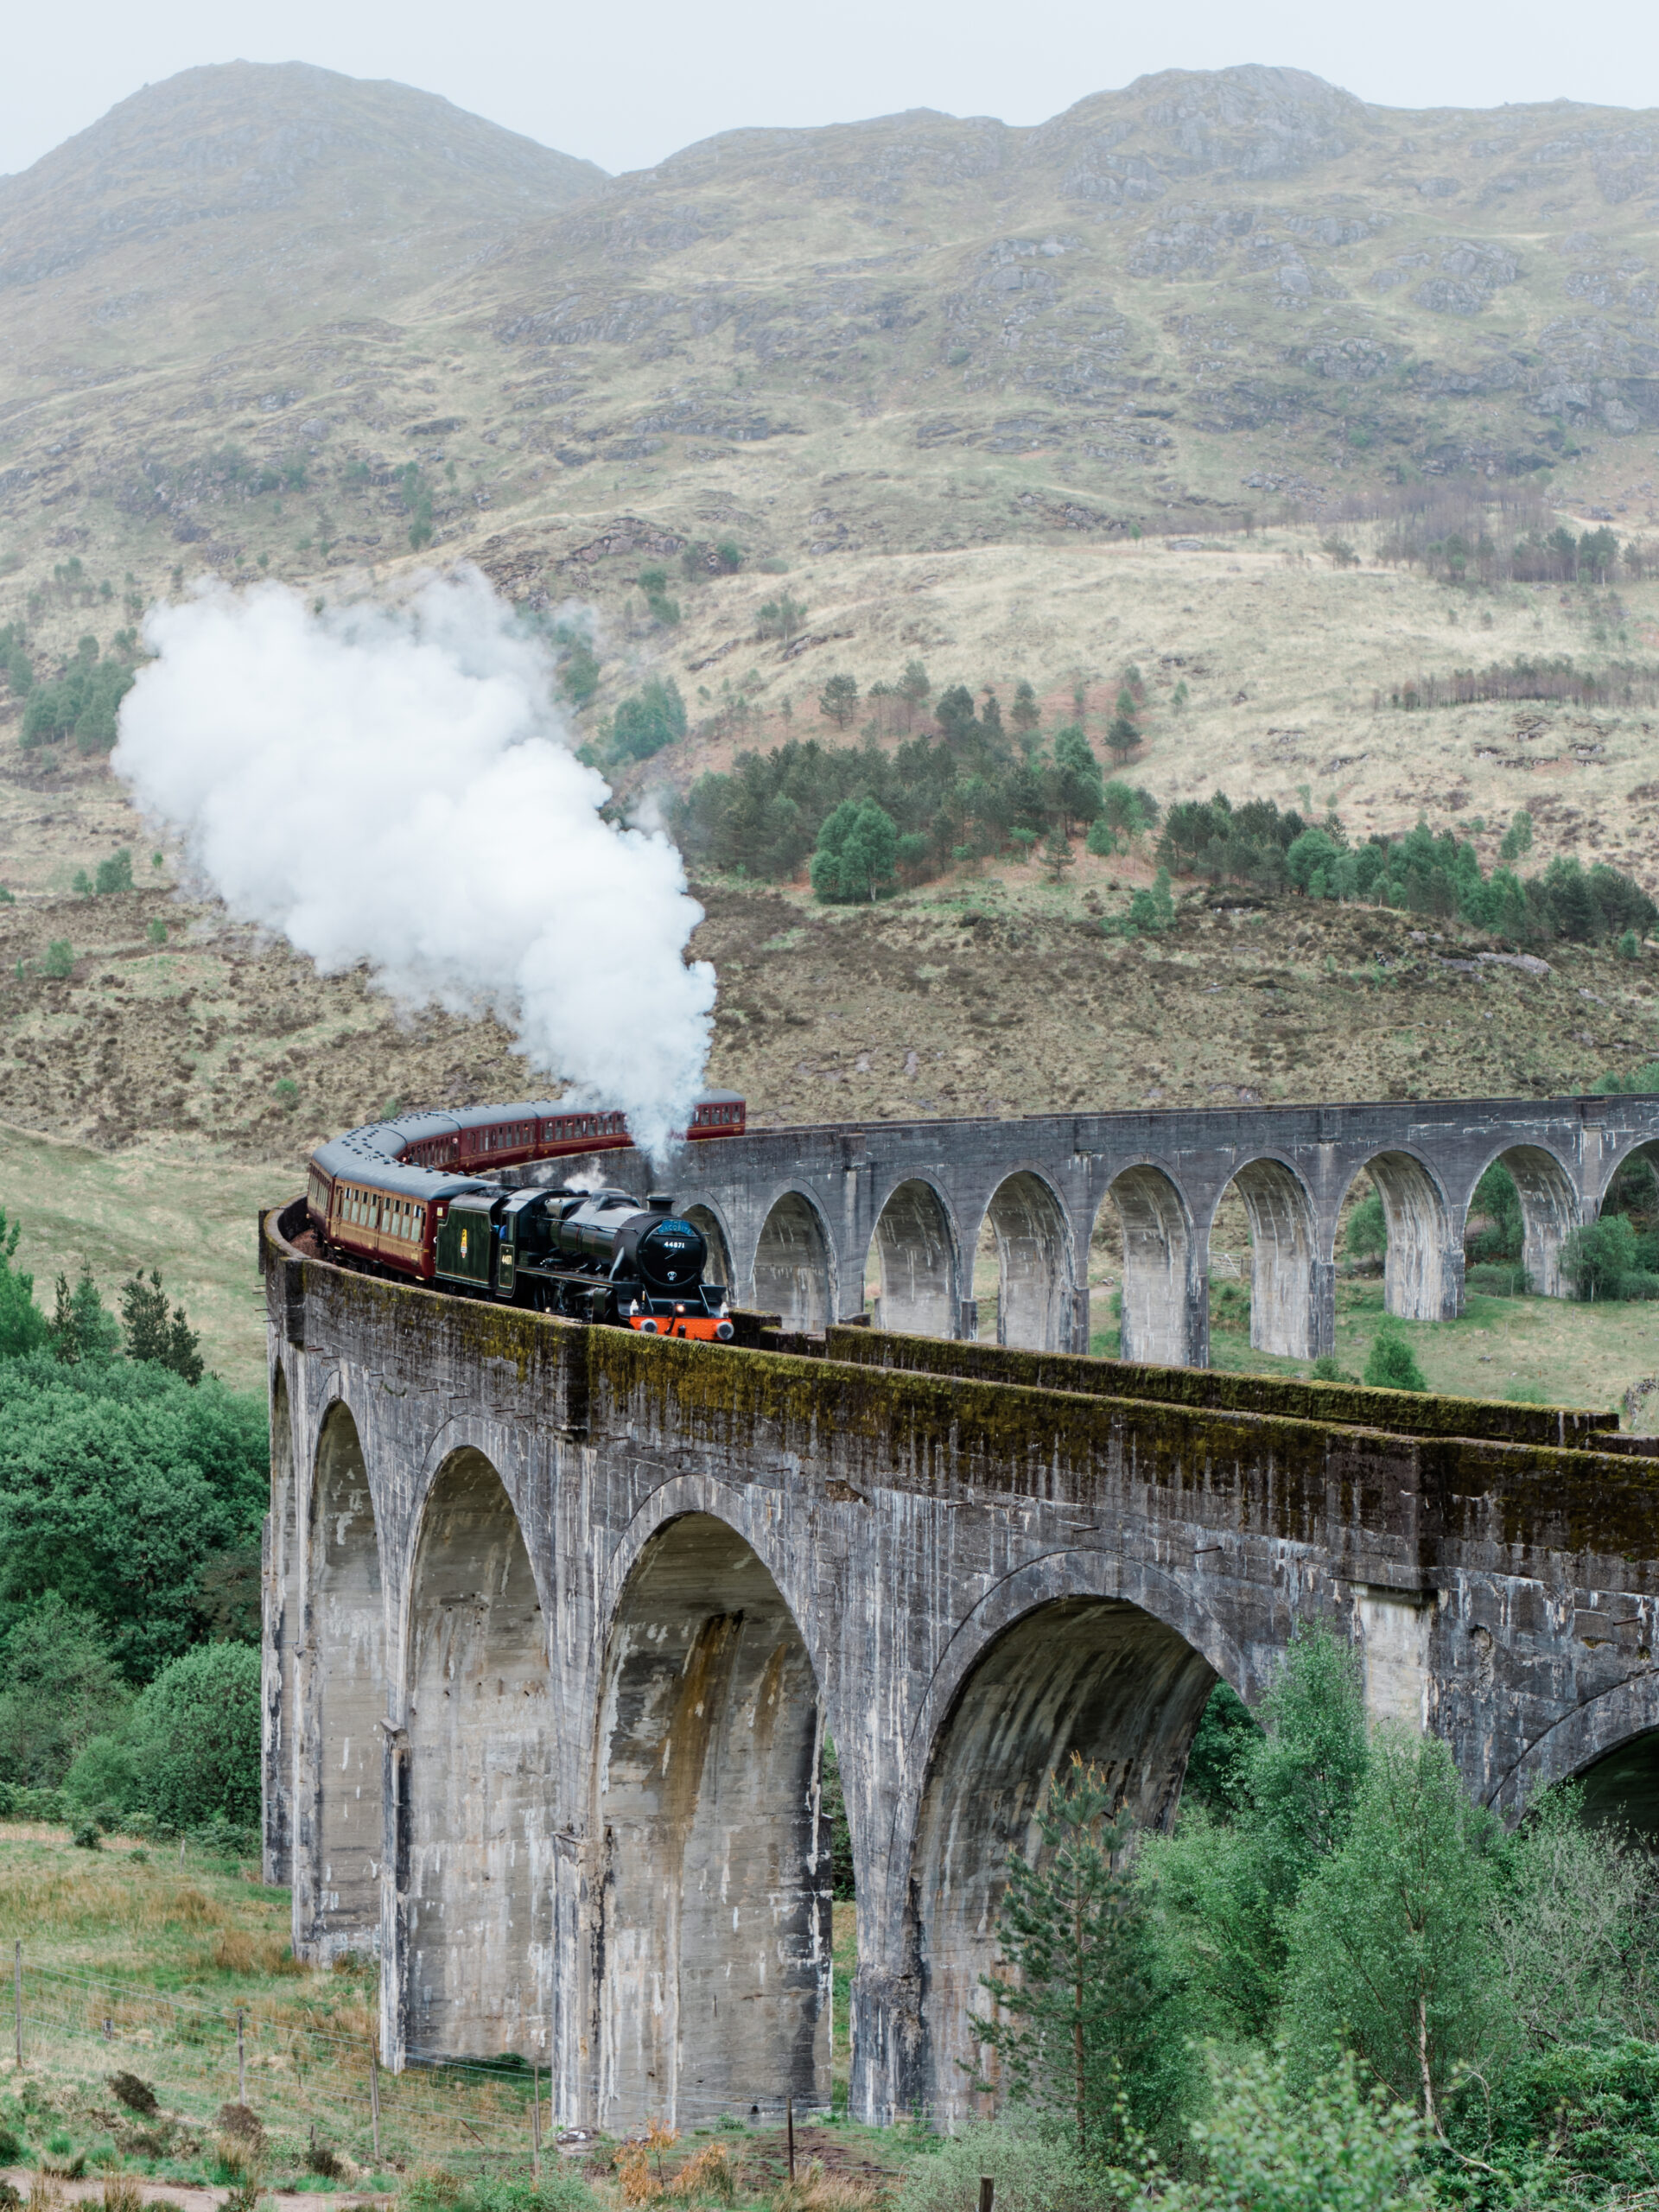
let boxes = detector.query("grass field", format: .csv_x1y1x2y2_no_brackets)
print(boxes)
0,1827,907,2210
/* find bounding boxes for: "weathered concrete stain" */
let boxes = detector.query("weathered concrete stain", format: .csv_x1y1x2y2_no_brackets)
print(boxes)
263,1191,1659,2133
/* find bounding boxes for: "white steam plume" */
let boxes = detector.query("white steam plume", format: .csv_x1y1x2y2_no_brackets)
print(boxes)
112,569,715,1162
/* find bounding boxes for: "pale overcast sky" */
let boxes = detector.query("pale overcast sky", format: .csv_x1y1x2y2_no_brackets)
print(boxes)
2,0,1655,182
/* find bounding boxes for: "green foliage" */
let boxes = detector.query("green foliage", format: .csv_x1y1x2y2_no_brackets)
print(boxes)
94,848,133,895
1158,795,1655,946
1150,1628,1368,2041
810,798,898,903
146,918,168,946
821,1738,855,1901
1558,1211,1659,1302
1052,726,1104,830
37,939,72,978
1284,1727,1505,2128
609,677,687,764
1181,1681,1262,1818
0,1351,267,1677
636,567,680,626
50,1262,120,1363
554,626,601,706
126,1642,260,1831
1363,1325,1427,1391
982,1756,1193,2158
399,463,435,551
0,1210,47,1359
21,642,136,753
1177,2047,1427,2212
1010,679,1041,740
893,2117,1096,2212
1465,1161,1522,1264
0,1592,132,1788
62,1731,141,1818
1344,1190,1389,1264
1125,869,1175,937
819,672,860,728
119,1271,205,1385
1499,809,1535,864
756,594,807,642
1087,782,1160,857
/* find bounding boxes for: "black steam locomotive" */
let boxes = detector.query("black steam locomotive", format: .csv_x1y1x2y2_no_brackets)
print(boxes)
434,1183,733,1339
304,1093,744,1340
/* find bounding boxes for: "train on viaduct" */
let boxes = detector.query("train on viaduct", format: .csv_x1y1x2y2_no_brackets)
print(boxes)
263,1091,1659,2135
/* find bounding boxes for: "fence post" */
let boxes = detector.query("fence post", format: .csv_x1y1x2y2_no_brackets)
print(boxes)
531,2065,541,2177
786,2093,795,2181
12,1942,20,2069
370,2041,381,2167
978,2181,995,2212
237,2010,246,2105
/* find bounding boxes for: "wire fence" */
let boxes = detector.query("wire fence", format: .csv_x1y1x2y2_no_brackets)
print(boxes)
3,1950,556,2182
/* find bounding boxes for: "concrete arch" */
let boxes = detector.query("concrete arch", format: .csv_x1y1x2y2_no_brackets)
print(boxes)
683,1202,734,1291
1344,1149,1459,1322
262,1365,298,1888
906,1591,1216,2127
594,1510,830,2133
975,1168,1075,1351
402,1447,553,2064
751,1187,837,1331
1491,1667,1659,1825
1210,1155,1322,1362
1462,1141,1581,1300
1592,1136,1659,1222
297,1398,385,1961
869,1177,961,1338
1097,1163,1195,1366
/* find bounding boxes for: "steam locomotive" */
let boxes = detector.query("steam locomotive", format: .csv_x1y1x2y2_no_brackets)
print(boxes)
303,1092,745,1341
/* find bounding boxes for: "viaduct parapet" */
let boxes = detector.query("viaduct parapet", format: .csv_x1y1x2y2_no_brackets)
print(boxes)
501,1091,1659,1366
263,1138,1659,2135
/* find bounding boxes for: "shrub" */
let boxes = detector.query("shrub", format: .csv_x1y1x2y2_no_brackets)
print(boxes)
128,1643,260,1830
1561,1215,1638,1300
893,2118,1096,2212
0,1593,132,1788
609,677,687,764
1363,1325,1427,1392
40,940,74,979
94,849,133,895
63,1732,141,1816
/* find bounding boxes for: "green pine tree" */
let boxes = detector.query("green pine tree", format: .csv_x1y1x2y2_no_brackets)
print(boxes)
978,1756,1192,2160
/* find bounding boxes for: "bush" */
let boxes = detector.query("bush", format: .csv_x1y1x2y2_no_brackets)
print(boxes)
1181,2047,1427,2212
893,2118,1097,2212
0,1352,267,1678
40,940,73,979
1561,1214,1638,1300
0,1593,132,1789
609,677,687,763
128,1643,260,1830
1363,1325,1427,1392
63,1732,142,1816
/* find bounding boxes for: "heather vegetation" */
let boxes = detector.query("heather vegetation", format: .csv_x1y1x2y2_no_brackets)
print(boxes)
0,1211,265,1841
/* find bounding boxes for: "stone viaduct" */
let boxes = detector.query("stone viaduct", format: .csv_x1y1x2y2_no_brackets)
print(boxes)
261,1092,1659,2139
563,1090,1659,1363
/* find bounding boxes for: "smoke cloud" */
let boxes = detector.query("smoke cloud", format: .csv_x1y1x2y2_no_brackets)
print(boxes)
112,569,715,1162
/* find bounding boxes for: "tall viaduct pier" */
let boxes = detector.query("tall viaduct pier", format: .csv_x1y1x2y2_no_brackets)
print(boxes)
263,1092,1659,2137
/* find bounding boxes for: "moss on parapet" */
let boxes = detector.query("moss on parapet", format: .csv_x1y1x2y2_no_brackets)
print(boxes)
826,1328,1616,1449
263,1208,1659,1564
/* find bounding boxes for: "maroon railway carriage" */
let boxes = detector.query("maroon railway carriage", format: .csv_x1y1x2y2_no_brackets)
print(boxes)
305,1090,745,1284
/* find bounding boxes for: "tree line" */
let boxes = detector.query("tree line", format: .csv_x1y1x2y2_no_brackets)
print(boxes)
0,1215,265,1846
891,1627,1659,2212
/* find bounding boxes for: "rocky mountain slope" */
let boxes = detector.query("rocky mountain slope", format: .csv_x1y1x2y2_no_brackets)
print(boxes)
0,60,1656,1209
